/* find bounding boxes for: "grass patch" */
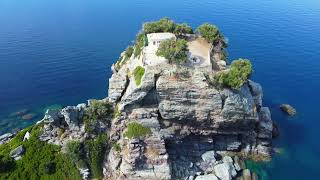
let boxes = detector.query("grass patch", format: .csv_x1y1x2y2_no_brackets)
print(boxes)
133,66,145,86
124,122,151,139
111,143,121,153
0,125,81,180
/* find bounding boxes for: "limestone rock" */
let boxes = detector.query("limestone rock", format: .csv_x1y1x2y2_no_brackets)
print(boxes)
242,169,251,180
42,109,62,124
257,107,273,139
61,105,85,131
201,151,216,164
0,133,13,145
213,162,237,180
248,80,263,110
10,145,25,160
23,131,30,141
195,174,218,180
108,72,128,103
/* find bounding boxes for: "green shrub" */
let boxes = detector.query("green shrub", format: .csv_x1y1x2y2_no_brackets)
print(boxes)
156,38,189,64
66,140,84,165
215,59,253,89
174,23,193,36
196,23,225,44
143,17,176,34
124,46,134,59
124,122,151,139
84,134,108,180
112,143,121,152
84,100,113,133
133,33,146,58
143,17,193,36
133,66,145,86
0,125,81,179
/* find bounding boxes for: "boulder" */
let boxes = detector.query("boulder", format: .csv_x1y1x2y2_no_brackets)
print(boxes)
242,169,251,180
61,105,85,131
233,156,245,171
0,133,13,145
213,162,237,180
201,151,216,164
195,174,219,180
23,131,30,141
222,156,233,163
280,104,296,116
10,145,25,160
42,109,62,124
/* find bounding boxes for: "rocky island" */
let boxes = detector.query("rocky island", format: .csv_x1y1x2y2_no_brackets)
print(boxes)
0,18,277,180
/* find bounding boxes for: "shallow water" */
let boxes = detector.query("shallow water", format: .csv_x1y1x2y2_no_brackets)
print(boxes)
1,0,320,179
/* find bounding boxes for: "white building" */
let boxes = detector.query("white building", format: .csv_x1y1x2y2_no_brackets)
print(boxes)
147,32,176,48
143,33,176,66
142,33,212,68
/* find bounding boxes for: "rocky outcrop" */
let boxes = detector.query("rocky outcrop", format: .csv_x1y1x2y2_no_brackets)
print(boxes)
0,133,14,145
10,145,25,160
106,59,274,179
280,104,296,116
39,103,88,146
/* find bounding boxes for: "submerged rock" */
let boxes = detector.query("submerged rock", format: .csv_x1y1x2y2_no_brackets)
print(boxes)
280,104,296,116
9,109,29,117
21,113,37,120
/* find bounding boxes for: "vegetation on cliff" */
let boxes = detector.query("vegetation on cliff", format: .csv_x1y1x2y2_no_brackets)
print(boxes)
83,100,113,133
133,66,145,86
143,17,192,36
196,23,227,47
0,125,81,180
156,38,189,64
215,59,253,89
84,134,108,179
124,122,151,139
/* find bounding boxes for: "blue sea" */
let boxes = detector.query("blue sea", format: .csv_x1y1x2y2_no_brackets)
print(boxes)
0,0,319,179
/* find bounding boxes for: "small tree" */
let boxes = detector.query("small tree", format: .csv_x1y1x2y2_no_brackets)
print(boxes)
156,38,189,64
174,23,193,36
196,23,221,44
143,17,176,34
215,59,253,89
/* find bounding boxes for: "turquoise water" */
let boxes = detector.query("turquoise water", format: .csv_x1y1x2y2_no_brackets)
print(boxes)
1,0,320,179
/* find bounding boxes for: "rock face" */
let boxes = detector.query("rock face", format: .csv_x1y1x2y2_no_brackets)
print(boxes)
39,103,88,146
10,145,25,160
105,59,274,179
0,133,14,145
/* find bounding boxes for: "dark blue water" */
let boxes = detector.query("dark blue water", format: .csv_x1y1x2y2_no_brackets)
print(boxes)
1,0,319,179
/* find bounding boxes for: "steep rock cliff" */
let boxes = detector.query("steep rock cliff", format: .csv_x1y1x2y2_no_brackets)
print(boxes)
105,62,274,180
